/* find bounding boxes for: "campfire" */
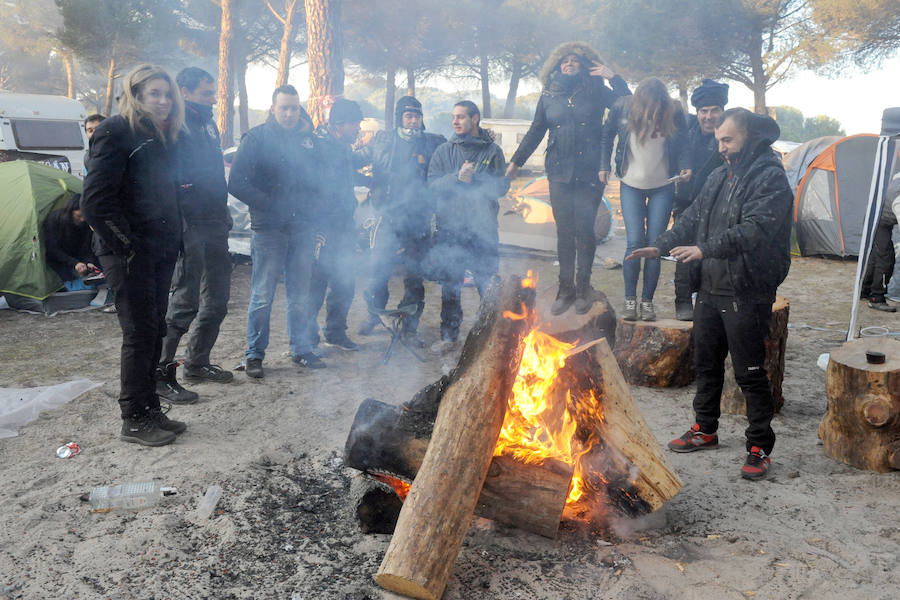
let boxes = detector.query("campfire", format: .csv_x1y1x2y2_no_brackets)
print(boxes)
344,274,682,600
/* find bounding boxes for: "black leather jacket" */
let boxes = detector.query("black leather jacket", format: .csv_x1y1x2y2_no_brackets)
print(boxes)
177,101,230,227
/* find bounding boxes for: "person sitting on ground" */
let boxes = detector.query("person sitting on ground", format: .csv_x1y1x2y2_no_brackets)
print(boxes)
42,193,100,290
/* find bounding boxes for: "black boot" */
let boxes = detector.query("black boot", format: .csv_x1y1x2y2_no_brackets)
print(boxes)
574,281,594,315
551,283,576,316
120,415,177,446
155,362,199,404
149,406,187,435
675,299,694,321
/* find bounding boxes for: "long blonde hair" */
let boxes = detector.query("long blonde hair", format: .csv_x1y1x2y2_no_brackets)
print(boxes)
118,64,184,144
627,78,676,145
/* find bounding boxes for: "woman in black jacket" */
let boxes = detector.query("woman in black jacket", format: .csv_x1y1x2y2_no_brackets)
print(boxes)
600,77,690,322
81,64,186,447
507,41,630,315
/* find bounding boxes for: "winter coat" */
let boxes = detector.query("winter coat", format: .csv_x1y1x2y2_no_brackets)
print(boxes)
655,112,793,304
81,115,181,257
227,114,320,231
600,96,691,183
674,117,723,209
42,194,97,280
357,128,446,238
428,129,509,244
177,101,230,227
312,126,369,236
511,41,631,184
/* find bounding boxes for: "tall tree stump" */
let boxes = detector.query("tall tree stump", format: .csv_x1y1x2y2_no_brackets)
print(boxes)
721,296,790,415
613,319,694,387
819,337,900,472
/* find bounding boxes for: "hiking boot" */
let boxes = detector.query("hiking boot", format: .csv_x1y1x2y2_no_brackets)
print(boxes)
149,407,187,435
293,352,326,369
640,300,656,321
623,297,638,321
325,333,359,351
741,446,771,480
867,299,896,312
401,330,426,349
675,300,694,321
155,363,199,404
358,317,380,336
245,358,264,378
551,286,575,316
184,364,234,383
120,415,177,446
667,424,719,453
574,286,594,315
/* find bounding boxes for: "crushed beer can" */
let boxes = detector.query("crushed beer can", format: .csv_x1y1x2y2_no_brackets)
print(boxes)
56,442,81,459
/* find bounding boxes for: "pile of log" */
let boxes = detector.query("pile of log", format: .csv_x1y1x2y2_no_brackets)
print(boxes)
343,275,682,600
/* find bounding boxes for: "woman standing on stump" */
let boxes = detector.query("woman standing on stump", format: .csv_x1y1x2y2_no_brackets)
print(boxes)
507,42,630,315
81,64,186,447
600,77,690,321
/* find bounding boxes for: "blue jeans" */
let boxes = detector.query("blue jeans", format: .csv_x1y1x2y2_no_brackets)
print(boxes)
621,182,674,300
245,226,315,360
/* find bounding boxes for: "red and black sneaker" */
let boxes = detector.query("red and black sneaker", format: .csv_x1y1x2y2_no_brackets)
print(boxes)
667,424,719,453
741,446,771,480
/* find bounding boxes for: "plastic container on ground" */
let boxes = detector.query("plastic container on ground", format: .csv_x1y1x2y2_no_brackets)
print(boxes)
194,485,223,520
88,481,177,512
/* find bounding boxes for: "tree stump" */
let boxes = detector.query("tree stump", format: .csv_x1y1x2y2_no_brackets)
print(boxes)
613,319,694,387
819,337,900,472
721,296,790,415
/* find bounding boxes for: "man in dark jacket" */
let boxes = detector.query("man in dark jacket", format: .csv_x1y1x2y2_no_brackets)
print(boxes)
156,67,234,404
428,101,509,346
304,98,367,357
228,85,321,377
627,108,793,481
42,193,99,286
672,79,729,320
357,96,446,343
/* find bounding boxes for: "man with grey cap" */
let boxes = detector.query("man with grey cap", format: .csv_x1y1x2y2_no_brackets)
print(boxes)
672,78,729,320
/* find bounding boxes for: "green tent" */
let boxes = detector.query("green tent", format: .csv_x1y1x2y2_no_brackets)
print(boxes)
0,161,83,300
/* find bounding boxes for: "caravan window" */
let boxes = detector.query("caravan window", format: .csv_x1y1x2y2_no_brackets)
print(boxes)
10,119,84,150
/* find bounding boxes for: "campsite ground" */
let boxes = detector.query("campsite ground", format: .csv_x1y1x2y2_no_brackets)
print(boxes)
1,224,899,600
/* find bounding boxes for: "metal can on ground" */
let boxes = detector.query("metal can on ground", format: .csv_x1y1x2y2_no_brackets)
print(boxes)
56,442,81,459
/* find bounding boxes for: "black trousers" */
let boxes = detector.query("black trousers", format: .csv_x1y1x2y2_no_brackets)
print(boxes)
693,293,776,454
671,201,695,303
548,181,602,290
364,218,428,333
100,249,177,419
434,232,498,340
161,222,233,368
862,222,896,301
307,228,356,343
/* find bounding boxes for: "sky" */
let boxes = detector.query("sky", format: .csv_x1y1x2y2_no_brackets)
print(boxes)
246,54,900,137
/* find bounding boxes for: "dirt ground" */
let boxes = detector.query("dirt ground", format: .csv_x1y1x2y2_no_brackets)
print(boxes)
1,226,899,600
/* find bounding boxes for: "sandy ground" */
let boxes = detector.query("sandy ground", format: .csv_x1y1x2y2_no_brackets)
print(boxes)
1,223,899,600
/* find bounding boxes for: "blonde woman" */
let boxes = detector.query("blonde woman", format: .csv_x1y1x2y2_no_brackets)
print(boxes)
81,64,186,446
600,78,690,321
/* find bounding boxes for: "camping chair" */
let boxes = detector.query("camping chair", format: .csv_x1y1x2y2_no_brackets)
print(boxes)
366,303,427,365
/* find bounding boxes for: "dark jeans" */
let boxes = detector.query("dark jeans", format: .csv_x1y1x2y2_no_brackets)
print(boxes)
693,293,776,454
621,182,674,300
548,181,602,291
672,201,695,303
100,250,177,419
364,218,428,332
862,222,895,301
307,228,356,344
161,222,232,368
436,233,498,340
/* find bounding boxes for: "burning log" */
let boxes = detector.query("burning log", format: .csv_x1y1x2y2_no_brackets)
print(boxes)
375,275,535,600
613,318,694,387
819,337,900,472
721,296,789,415
537,288,617,348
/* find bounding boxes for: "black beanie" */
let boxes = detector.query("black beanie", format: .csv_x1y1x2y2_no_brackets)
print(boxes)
690,79,729,109
328,98,363,125
395,95,423,125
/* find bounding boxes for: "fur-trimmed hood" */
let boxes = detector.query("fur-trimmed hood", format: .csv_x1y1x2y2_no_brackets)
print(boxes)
538,41,603,88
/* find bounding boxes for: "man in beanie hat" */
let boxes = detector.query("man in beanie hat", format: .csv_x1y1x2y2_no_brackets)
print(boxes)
301,98,368,362
357,96,446,345
672,78,729,320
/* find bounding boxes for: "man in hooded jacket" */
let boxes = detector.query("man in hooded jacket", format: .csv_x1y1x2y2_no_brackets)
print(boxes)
627,108,793,481
428,100,509,345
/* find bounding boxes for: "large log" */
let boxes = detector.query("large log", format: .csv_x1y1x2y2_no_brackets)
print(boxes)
721,296,789,415
819,337,900,472
613,318,694,387
537,288,617,348
375,276,535,600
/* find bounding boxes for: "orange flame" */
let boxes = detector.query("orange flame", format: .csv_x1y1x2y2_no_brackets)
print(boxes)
521,269,536,289
371,473,412,501
493,329,606,507
502,302,528,321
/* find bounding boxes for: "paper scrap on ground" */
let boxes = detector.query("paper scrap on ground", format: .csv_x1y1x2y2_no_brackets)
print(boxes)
0,379,102,438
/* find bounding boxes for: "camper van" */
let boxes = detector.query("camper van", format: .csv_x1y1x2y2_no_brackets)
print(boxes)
0,92,89,176
480,118,547,172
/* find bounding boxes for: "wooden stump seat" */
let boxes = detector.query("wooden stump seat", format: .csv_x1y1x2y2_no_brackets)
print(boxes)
613,318,694,387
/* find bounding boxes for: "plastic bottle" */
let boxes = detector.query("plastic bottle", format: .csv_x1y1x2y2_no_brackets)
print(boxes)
194,485,223,520
88,481,177,512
